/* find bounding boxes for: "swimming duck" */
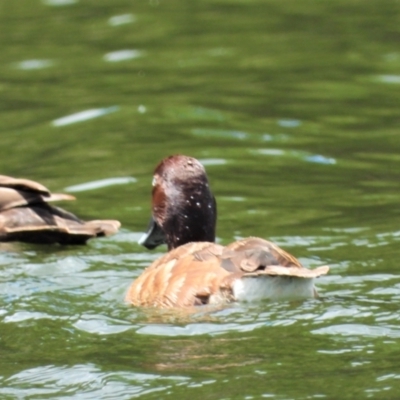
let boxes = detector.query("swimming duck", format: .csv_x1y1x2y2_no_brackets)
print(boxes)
0,175,120,245
125,155,329,308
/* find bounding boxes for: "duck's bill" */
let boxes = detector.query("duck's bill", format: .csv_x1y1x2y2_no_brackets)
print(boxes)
138,216,166,250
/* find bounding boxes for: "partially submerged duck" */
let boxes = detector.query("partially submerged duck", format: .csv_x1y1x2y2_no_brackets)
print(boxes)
126,155,329,308
0,175,120,245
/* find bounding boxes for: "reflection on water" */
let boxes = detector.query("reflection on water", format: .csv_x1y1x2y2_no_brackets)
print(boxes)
65,177,137,193
42,0,77,5
277,119,302,128
377,75,400,84
0,364,189,399
103,50,144,63
2,0,400,398
313,323,400,338
52,107,119,127
252,148,337,164
108,14,136,27
166,106,226,122
14,59,54,70
198,158,227,166
192,128,249,140
73,314,133,334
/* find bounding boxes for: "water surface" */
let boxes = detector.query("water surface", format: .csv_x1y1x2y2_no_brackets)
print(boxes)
1,0,400,398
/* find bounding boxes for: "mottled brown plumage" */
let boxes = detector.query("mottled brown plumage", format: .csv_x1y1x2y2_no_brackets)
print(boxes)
126,155,329,308
0,175,120,244
126,238,329,308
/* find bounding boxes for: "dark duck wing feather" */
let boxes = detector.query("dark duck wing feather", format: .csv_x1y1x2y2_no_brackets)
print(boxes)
0,175,120,244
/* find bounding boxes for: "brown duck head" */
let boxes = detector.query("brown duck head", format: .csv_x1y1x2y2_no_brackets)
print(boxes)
139,155,217,250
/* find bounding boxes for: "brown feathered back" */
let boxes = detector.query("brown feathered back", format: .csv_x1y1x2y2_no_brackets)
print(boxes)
126,238,329,308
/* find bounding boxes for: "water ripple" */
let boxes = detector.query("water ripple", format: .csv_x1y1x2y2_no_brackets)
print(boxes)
73,314,134,334
377,75,400,84
312,323,400,338
14,59,53,70
198,158,227,166
103,50,143,62
192,128,248,140
65,177,136,192
252,148,336,164
0,364,189,399
167,106,226,122
42,0,77,5
52,106,119,126
136,321,266,336
277,119,302,128
4,311,69,323
108,14,136,26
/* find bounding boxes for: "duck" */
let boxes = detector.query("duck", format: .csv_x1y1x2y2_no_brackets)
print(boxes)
0,175,120,245
125,155,329,308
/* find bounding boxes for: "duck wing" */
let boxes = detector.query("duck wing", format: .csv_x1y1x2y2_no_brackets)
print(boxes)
222,237,329,278
0,175,52,195
0,175,120,244
0,186,75,211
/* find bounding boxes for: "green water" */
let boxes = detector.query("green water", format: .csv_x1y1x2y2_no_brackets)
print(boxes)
1,0,400,398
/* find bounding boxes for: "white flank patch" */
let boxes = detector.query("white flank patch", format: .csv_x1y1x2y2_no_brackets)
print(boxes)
233,276,315,302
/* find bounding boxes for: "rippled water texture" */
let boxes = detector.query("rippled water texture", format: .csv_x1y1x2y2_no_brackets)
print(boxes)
1,0,400,398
